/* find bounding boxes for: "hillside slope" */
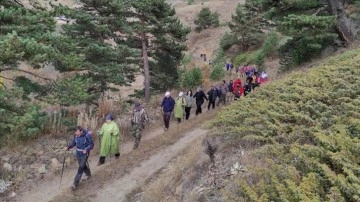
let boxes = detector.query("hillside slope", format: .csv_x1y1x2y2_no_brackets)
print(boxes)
193,49,360,201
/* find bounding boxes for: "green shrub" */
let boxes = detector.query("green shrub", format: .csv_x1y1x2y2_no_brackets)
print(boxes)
181,67,203,88
234,53,253,66
0,87,48,147
210,63,225,81
208,49,360,201
220,32,238,51
260,31,280,56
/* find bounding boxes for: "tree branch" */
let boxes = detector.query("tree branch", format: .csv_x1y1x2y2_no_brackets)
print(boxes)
1,67,54,81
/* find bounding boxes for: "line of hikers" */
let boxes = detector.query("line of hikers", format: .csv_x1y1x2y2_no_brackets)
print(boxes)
63,101,150,190
63,69,268,190
160,71,268,131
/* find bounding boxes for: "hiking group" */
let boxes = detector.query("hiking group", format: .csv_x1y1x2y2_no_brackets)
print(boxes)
160,66,268,131
62,62,268,191
63,102,149,190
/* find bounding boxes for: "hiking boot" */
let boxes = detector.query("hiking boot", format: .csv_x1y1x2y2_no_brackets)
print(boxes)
70,184,77,190
97,162,104,166
83,175,92,180
133,144,138,150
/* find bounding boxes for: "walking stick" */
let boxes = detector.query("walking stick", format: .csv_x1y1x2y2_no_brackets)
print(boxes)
109,134,112,162
59,151,66,189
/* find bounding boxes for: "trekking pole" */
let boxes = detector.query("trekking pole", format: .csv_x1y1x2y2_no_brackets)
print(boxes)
109,134,112,162
59,136,69,189
59,152,66,189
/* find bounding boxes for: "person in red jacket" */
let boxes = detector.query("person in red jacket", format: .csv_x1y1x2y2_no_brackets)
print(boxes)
233,79,244,100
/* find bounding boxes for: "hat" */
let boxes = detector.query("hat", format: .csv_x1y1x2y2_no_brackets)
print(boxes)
105,114,113,120
197,87,201,92
165,91,170,97
179,92,184,97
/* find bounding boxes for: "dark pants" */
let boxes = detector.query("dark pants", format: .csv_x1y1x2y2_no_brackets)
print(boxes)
195,103,203,115
74,155,91,186
185,107,191,120
163,112,171,129
98,153,120,165
217,94,226,106
208,100,215,110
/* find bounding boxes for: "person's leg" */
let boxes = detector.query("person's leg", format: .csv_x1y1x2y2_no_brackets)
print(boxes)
208,100,211,110
97,156,105,166
165,112,171,129
163,112,168,129
212,101,215,109
177,118,181,123
187,107,191,119
132,124,141,149
73,156,87,189
83,156,91,178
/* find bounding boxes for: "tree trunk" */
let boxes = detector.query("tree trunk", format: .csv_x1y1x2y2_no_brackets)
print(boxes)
326,0,357,44
141,32,151,102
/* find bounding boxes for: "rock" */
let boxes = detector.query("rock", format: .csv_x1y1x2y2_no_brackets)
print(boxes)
233,162,240,170
51,158,61,169
3,163,12,172
1,156,10,162
38,164,47,174
0,180,10,194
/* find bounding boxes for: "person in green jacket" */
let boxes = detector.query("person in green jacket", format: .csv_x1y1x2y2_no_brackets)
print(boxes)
97,114,120,166
174,92,186,123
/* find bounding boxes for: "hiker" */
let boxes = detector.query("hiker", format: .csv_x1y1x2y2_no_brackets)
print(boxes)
174,92,186,123
227,80,234,102
131,101,150,149
193,87,208,115
64,126,94,190
225,62,230,71
207,86,218,110
97,114,120,166
217,80,228,106
230,63,234,71
161,91,175,131
244,76,253,96
184,90,194,120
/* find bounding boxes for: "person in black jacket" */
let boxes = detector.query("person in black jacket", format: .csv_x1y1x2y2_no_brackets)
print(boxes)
193,87,208,115
207,86,218,110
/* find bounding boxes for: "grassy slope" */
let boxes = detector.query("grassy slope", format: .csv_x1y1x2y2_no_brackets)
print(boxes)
208,49,360,201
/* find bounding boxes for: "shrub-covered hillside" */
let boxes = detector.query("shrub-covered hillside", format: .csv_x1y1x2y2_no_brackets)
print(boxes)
208,49,360,201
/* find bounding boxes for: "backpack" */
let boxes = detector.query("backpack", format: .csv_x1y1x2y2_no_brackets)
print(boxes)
132,108,145,124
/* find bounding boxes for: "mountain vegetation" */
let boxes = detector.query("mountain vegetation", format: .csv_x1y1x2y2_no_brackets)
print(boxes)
0,0,189,145
207,49,360,201
225,0,359,70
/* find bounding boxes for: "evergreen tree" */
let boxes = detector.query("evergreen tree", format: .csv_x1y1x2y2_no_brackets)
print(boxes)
248,0,358,68
53,0,140,103
122,0,190,101
228,3,264,51
194,7,220,32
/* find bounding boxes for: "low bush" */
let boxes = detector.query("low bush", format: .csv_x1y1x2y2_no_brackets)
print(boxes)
208,49,360,201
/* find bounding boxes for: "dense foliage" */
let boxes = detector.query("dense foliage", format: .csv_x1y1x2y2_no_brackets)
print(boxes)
208,49,360,201
0,87,47,146
194,7,219,32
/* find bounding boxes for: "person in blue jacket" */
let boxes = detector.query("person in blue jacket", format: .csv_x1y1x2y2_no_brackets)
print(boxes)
64,126,94,190
161,91,175,131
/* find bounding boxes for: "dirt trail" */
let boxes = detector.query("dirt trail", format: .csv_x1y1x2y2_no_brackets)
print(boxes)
92,128,207,201
14,128,164,202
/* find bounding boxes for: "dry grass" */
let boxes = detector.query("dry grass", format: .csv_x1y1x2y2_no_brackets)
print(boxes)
138,137,204,202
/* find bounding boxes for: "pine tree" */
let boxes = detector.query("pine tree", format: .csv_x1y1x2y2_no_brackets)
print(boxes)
228,3,264,51
122,0,190,101
53,0,140,104
194,7,220,32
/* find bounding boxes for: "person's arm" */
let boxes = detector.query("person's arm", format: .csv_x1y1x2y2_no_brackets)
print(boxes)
66,136,76,150
112,122,120,136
